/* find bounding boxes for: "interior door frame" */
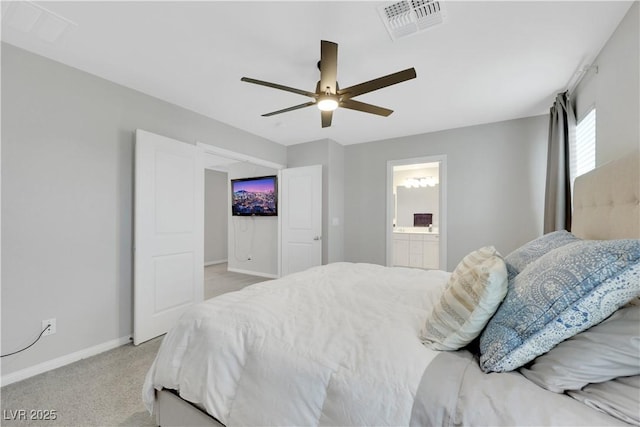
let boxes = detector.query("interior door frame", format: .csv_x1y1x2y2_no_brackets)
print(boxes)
196,141,286,277
196,142,285,172
386,155,448,270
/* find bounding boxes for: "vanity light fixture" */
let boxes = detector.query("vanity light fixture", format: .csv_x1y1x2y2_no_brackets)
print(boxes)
403,176,438,188
404,178,419,188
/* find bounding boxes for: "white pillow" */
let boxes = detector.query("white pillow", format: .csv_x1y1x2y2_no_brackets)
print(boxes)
421,246,508,351
520,304,640,392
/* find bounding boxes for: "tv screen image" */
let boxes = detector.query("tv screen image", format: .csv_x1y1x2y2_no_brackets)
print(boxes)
231,175,278,216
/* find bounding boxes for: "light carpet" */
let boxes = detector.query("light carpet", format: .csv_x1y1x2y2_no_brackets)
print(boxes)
1,265,262,427
1,337,162,427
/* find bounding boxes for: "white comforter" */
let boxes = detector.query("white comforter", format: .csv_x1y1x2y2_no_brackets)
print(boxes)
143,262,449,426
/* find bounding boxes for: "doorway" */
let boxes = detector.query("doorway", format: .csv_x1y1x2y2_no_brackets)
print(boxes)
386,155,447,270
134,131,319,343
200,143,284,299
203,169,265,299
199,143,322,293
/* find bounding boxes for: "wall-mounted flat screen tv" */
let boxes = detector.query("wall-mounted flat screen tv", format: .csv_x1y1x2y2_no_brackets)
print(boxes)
231,175,278,216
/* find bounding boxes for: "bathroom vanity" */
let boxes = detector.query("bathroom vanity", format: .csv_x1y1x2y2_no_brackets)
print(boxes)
392,228,439,269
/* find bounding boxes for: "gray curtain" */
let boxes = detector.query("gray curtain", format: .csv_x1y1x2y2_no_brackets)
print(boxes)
544,91,575,233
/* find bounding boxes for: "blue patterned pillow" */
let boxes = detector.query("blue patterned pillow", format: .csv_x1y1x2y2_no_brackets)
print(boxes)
480,239,640,373
505,230,580,280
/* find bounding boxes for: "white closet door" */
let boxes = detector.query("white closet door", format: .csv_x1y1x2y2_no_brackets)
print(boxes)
280,165,322,276
133,129,204,345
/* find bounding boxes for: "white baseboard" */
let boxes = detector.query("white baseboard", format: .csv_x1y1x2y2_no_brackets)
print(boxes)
227,267,278,279
204,259,227,267
1,335,131,387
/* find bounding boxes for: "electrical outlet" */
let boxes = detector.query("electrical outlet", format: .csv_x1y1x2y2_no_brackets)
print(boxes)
42,318,56,336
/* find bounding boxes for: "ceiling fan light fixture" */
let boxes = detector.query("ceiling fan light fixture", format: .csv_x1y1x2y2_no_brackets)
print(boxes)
317,96,339,111
241,40,417,127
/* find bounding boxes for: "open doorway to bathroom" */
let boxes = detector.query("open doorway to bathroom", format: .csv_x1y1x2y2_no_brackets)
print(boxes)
386,155,447,270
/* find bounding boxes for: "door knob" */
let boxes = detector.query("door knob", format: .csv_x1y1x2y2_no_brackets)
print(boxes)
313,236,322,241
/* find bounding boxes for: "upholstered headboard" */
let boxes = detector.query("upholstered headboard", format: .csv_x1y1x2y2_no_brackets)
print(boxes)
572,150,640,240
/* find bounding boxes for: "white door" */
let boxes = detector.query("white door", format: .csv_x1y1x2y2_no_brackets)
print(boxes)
280,165,322,276
134,129,204,345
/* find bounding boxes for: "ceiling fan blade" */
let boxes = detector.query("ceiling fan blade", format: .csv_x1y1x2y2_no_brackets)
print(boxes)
337,68,417,99
321,110,333,128
340,99,393,117
241,77,317,98
320,40,338,94
261,101,316,117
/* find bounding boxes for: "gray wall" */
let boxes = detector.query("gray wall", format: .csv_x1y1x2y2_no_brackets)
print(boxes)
286,139,345,264
226,163,279,277
204,170,228,265
574,2,639,165
1,43,286,377
327,141,345,263
344,115,548,270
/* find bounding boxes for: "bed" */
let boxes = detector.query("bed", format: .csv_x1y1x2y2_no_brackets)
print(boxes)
143,149,640,426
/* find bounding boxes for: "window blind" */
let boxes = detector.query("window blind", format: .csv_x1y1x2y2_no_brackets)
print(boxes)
572,108,596,183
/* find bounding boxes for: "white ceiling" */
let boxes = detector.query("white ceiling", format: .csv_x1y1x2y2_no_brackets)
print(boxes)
1,1,632,146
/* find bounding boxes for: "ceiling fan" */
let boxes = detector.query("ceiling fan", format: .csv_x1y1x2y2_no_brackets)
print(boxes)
241,40,417,128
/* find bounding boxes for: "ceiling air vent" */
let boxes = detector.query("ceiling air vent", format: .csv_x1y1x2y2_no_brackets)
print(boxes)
378,0,445,40
2,1,77,43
